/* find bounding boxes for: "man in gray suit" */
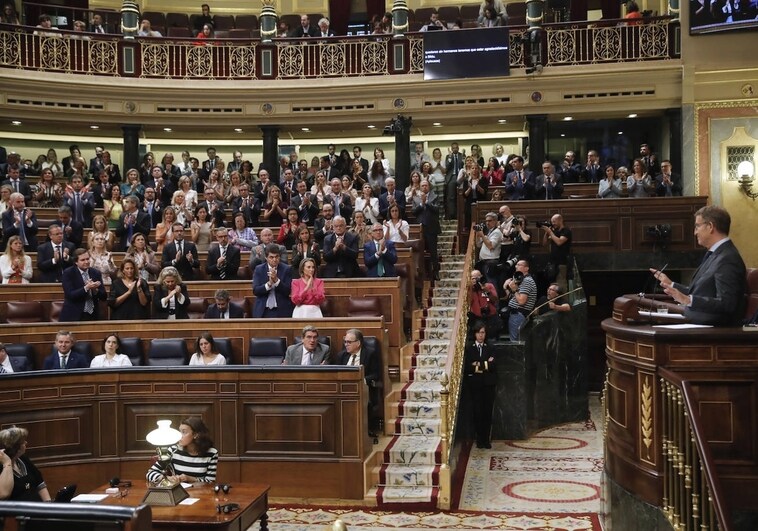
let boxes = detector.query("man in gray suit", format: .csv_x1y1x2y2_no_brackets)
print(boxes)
653,205,746,326
283,325,331,365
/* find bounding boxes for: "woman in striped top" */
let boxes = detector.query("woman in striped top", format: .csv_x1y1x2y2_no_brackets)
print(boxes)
146,417,218,485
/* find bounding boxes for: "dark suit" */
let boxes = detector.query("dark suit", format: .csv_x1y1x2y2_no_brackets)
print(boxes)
204,302,245,319
1,208,38,252
252,262,293,317
291,25,318,37
323,193,353,221
142,200,163,228
153,283,190,319
533,174,564,200
655,173,683,197
206,243,241,281
60,266,107,322
505,170,535,200
338,347,381,383
64,190,96,226
161,239,200,280
283,342,330,365
37,240,75,282
464,340,497,446
364,239,397,277
672,240,747,325
290,193,319,225
92,182,112,208
198,200,227,228
413,191,441,278
557,161,581,183
322,231,361,278
42,350,90,370
2,179,32,203
378,190,406,220
313,216,333,244
115,209,152,251
89,156,104,178
580,164,604,183
57,221,84,249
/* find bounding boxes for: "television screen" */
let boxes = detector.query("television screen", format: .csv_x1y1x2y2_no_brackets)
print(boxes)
690,0,758,34
423,27,510,81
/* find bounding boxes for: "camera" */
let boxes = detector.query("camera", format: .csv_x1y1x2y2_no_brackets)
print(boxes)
473,223,485,233
504,256,519,270
513,271,524,284
536,220,552,229
512,218,521,227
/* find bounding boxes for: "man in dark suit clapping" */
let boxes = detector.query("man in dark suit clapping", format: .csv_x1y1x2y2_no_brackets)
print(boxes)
413,180,441,280
115,196,152,251
206,228,241,281
60,249,107,322
252,244,293,318
161,223,200,281
1,192,38,252
37,224,75,283
322,216,360,278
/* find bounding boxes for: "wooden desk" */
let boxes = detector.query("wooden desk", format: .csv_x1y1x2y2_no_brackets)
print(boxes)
96,482,269,530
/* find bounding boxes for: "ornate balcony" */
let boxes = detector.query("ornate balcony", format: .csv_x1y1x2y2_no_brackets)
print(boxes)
0,18,679,81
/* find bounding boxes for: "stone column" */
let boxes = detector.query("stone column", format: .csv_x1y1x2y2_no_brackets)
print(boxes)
666,108,682,175
526,115,548,174
260,125,280,186
121,125,141,172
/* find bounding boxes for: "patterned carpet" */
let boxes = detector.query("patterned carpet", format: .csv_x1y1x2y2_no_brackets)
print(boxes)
263,400,604,530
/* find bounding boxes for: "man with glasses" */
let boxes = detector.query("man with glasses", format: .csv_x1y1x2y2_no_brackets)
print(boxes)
252,244,293,318
37,224,75,283
283,325,330,365
338,329,381,438
364,224,397,278
652,205,746,325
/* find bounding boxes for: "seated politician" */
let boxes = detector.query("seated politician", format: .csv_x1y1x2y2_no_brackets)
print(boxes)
0,426,52,502
146,417,218,485
205,288,245,319
653,205,747,325
337,328,382,437
42,330,89,370
0,342,31,373
283,325,330,365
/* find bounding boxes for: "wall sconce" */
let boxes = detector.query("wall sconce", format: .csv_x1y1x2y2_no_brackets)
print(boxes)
737,160,757,200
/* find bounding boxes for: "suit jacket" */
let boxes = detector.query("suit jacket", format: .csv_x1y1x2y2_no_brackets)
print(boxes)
60,266,107,322
655,173,683,197
533,174,564,200
323,193,353,221
505,170,535,200
463,341,497,386
252,262,294,317
142,200,163,228
92,182,112,208
338,347,381,383
64,190,96,226
204,302,245,319
42,351,90,370
161,240,200,280
58,220,84,249
284,342,330,365
37,240,76,282
672,240,747,325
289,193,319,225
322,231,361,278
206,243,241,281
378,190,406,220
115,210,152,251
412,192,441,235
364,239,397,277
313,216,333,244
2,179,32,203
1,208,38,252
249,243,287,270
291,25,318,37
198,200,227,228
152,283,190,319
89,156,104,177
580,164,604,183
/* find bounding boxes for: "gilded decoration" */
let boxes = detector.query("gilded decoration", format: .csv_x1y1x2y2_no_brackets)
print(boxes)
361,41,387,75
278,44,304,78
230,46,257,78
39,36,70,71
509,31,525,67
593,27,621,61
186,45,213,77
641,375,653,460
640,22,668,58
141,43,169,77
547,29,575,65
89,40,118,75
0,30,20,66
320,43,345,77
409,36,424,73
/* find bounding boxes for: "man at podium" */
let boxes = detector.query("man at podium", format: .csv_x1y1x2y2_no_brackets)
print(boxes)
652,205,746,326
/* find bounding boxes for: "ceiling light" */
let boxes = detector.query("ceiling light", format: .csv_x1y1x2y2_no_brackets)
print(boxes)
627,113,638,118
497,119,507,124
560,134,566,137
90,125,100,130
163,127,172,132
234,128,243,133
367,125,376,129
11,121,21,126
301,127,310,132
563,116,573,121
618,131,623,135
432,122,442,127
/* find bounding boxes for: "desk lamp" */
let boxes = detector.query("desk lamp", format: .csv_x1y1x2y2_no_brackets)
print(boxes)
142,420,189,506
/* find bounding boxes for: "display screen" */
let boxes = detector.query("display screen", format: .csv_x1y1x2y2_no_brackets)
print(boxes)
423,27,510,80
690,0,758,34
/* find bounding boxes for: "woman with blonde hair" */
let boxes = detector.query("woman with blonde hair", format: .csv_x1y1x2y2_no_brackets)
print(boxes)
88,214,115,250
178,175,198,211
153,266,190,320
290,257,325,318
0,236,32,284
88,233,117,286
155,206,177,255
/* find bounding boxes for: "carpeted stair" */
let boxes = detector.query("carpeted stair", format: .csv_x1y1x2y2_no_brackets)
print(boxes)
376,220,461,510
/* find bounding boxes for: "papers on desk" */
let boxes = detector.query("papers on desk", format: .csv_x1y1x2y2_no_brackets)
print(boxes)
639,310,686,321
653,324,713,329
71,494,109,503
179,497,199,505
180,482,194,489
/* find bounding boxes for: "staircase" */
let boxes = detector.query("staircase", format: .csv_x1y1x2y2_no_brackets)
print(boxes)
374,220,462,510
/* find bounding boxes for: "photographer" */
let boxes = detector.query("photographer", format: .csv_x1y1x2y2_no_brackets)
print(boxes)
536,284,572,315
474,212,503,290
503,259,537,341
468,269,500,338
540,214,571,292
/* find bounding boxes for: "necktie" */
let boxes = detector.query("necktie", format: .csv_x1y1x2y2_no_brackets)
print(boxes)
0,366,6,374
376,242,385,277
219,246,227,279
221,310,226,319
478,344,483,357
13,181,18,193
302,351,312,365
55,245,61,262
60,355,67,369
348,354,357,366
178,241,183,256
126,214,134,242
17,211,26,245
74,193,82,222
82,270,94,314
701,250,713,265
265,270,278,309
333,196,341,217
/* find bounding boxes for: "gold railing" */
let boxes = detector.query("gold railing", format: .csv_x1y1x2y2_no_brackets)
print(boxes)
660,370,731,531
0,19,679,80
438,222,476,509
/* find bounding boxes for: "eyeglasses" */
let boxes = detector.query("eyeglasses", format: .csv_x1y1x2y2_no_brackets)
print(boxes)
693,221,711,229
344,339,358,344
216,503,239,514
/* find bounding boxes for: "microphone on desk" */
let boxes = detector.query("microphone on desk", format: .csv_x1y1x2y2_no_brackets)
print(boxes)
638,263,668,323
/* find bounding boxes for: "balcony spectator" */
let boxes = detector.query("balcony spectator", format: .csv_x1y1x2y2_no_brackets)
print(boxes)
534,162,564,200
480,6,504,27
626,158,656,197
277,21,290,37
317,17,334,37
194,3,214,33
34,14,59,37
624,1,644,24
580,150,604,183
195,23,214,45
89,14,109,34
483,157,504,187
420,10,447,31
505,156,534,201
598,165,623,198
1,2,20,25
138,19,162,37
655,160,682,197
292,14,317,37
478,0,508,26
557,150,581,183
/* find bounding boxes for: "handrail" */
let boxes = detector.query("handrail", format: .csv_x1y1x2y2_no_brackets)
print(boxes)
659,367,731,531
0,17,679,80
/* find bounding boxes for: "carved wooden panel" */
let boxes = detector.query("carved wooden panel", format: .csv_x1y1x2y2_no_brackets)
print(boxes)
244,402,335,455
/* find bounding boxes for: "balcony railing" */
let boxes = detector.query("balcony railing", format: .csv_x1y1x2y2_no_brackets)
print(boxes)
0,18,679,80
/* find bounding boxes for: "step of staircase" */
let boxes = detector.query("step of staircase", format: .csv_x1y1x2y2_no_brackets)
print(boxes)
377,463,441,487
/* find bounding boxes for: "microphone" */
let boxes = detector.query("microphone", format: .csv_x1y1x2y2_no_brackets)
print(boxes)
638,263,668,323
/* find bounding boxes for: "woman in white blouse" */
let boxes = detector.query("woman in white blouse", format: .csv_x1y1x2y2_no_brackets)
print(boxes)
383,204,409,243
189,332,227,366
355,183,380,225
90,334,133,368
0,236,33,284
